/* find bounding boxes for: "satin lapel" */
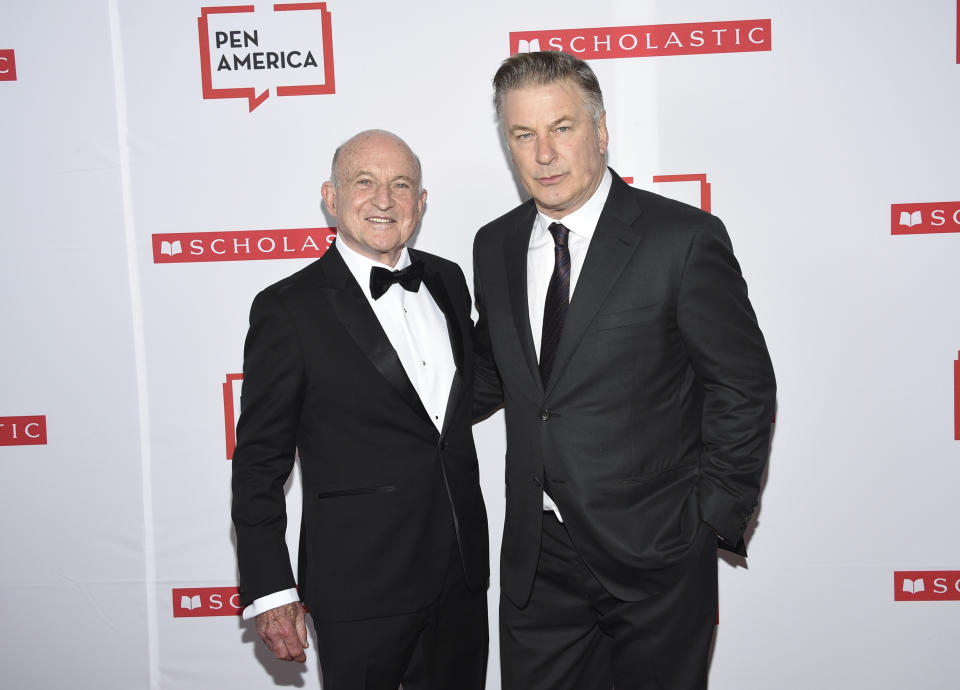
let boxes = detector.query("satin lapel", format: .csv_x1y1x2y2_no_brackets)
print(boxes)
317,247,431,423
545,176,645,396
503,202,542,392
418,257,465,436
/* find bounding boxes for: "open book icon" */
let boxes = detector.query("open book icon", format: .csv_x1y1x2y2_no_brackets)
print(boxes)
899,211,922,227
517,39,541,53
181,594,202,610
161,240,183,256
901,578,925,595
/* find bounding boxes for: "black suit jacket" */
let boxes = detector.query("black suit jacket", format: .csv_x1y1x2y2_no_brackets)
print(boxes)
232,243,488,621
473,170,775,607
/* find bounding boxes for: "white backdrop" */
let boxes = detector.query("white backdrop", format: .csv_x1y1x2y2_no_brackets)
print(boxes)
2,1,959,688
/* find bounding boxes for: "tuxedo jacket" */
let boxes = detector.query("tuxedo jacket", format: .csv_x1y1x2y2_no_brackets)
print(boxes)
232,244,488,622
473,170,776,607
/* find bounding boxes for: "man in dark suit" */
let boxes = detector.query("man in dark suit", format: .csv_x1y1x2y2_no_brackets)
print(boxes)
232,130,488,689
473,52,776,689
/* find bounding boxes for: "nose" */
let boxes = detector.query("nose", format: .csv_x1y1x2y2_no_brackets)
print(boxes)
372,183,393,210
535,136,557,166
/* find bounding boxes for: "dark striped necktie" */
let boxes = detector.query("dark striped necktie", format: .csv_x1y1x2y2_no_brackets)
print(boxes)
539,222,570,386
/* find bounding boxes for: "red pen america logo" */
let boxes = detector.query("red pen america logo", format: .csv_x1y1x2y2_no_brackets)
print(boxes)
152,227,335,263
173,586,243,617
891,202,960,235
0,49,16,81
511,19,771,60
0,416,47,446
223,373,243,460
894,571,960,601
198,2,335,112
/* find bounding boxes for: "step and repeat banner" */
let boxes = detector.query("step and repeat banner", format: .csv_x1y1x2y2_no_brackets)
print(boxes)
2,1,958,688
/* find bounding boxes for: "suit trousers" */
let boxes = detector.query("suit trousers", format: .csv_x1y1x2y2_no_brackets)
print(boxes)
500,512,717,690
312,527,488,690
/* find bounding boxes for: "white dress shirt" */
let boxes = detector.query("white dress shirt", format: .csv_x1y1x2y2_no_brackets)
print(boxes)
527,169,612,521
242,239,456,620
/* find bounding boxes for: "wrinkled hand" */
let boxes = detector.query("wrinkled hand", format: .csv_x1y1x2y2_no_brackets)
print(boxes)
256,602,308,663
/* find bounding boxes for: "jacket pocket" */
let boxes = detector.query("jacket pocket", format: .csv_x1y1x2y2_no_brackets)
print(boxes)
597,302,664,331
316,485,397,499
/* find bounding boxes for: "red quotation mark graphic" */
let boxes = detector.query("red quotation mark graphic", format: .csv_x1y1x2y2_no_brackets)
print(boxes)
624,174,711,212
955,351,959,441
0,49,16,81
223,373,243,460
198,3,335,112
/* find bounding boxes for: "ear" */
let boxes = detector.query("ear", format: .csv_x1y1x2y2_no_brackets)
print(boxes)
320,181,337,216
596,111,609,154
415,188,427,221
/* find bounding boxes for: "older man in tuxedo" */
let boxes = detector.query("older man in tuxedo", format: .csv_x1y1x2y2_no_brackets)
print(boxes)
473,51,776,689
232,130,488,689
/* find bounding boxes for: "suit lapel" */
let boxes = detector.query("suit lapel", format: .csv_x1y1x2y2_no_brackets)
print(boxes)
545,174,645,396
317,246,432,423
503,202,543,393
417,253,466,436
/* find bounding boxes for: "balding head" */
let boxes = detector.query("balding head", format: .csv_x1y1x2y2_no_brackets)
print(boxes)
330,129,422,192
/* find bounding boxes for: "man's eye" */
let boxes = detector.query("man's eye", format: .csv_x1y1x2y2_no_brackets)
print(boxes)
556,126,570,133
356,179,371,186
395,182,409,189
516,132,532,141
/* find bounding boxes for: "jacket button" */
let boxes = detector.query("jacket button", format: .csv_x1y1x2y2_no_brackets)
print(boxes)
439,440,448,450
539,409,551,421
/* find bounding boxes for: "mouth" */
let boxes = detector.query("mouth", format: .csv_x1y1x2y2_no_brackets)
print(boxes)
365,216,396,225
536,173,566,185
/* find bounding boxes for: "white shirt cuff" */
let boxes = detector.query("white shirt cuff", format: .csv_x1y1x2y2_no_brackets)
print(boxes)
241,588,300,620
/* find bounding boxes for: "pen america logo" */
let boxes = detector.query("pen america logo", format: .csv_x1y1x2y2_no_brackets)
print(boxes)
891,202,960,235
173,586,243,617
152,227,336,263
0,416,47,446
895,571,960,601
198,2,335,112
511,19,771,60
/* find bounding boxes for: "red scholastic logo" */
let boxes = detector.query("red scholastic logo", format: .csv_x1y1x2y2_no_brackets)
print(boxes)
152,227,335,263
891,202,960,235
173,586,243,617
895,571,960,601
511,19,771,59
0,49,16,81
223,373,243,459
198,3,335,112
0,416,47,446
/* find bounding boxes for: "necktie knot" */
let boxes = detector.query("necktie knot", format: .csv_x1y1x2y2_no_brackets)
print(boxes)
548,222,570,248
370,261,424,300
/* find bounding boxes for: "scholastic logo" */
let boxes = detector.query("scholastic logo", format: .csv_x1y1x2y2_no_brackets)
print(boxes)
198,2,335,112
0,49,16,81
0,416,47,446
511,19,771,60
172,586,243,617
152,227,335,263
223,373,243,459
891,202,960,235
894,571,960,601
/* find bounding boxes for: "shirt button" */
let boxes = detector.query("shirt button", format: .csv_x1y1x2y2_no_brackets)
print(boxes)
421,361,426,366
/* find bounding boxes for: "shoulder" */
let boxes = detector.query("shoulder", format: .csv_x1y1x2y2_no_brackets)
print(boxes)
410,247,464,279
476,199,536,245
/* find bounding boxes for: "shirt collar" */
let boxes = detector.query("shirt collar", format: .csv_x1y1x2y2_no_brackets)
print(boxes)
334,238,412,300
533,167,612,243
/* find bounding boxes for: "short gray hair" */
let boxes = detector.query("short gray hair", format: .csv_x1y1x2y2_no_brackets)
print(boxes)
493,51,605,124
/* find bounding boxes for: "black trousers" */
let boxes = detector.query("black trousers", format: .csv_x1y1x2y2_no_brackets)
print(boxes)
313,535,488,690
500,512,717,690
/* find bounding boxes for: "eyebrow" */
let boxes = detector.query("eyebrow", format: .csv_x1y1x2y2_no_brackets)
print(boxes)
509,115,575,133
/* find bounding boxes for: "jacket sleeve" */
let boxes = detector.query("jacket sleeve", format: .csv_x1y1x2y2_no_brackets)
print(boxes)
471,234,505,421
676,217,776,549
231,288,305,605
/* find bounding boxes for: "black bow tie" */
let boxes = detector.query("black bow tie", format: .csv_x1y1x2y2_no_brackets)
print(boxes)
370,261,425,300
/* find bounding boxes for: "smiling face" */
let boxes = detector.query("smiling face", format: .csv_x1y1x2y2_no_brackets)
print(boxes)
501,79,609,220
321,131,426,267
